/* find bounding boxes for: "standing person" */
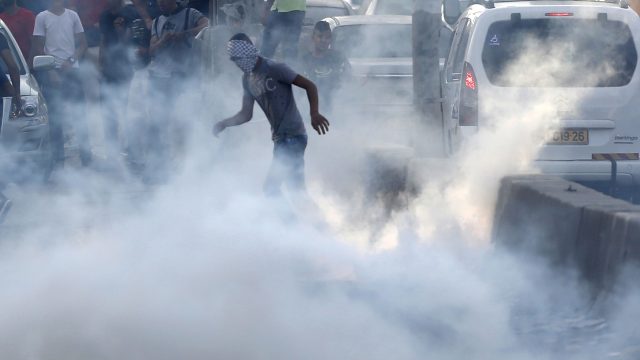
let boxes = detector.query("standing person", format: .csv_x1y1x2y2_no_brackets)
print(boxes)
260,0,306,61
213,34,330,196
31,0,90,167
300,21,350,108
99,0,140,162
145,0,208,181
0,0,35,61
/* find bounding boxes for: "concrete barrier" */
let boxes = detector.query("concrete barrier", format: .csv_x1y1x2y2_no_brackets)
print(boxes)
365,146,415,211
493,175,640,290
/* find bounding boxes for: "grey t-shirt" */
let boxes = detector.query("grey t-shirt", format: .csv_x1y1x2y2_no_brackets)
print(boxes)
148,7,204,77
243,58,306,141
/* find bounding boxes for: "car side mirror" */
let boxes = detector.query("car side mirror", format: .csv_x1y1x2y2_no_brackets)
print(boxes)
442,0,462,30
32,55,56,71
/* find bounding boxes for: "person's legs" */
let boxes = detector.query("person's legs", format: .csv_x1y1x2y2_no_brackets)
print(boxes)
281,134,307,192
280,10,305,62
40,71,65,167
145,76,172,183
101,78,131,162
263,135,307,196
62,69,92,166
260,10,283,59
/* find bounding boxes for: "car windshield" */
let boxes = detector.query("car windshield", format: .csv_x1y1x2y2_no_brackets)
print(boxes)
0,30,26,76
333,24,412,58
482,19,637,87
372,0,413,15
304,5,349,26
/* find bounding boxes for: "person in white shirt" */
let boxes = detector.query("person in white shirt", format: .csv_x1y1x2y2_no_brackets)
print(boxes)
31,0,90,167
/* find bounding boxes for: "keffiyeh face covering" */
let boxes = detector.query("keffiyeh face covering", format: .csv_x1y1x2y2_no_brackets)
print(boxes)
228,40,259,73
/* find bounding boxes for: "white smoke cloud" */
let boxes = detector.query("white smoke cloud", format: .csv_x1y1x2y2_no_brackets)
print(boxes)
0,10,639,360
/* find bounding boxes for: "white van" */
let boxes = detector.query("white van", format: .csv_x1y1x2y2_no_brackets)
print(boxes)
441,0,640,198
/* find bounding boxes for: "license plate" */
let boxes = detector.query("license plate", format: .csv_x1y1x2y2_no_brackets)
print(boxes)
547,128,589,145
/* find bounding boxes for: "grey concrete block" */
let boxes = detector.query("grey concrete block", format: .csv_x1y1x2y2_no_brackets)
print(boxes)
493,175,640,289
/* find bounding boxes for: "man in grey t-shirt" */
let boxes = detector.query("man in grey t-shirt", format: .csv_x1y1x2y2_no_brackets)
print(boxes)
213,33,330,195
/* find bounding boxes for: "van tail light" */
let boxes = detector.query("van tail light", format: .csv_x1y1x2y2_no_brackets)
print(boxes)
459,62,478,126
545,12,573,16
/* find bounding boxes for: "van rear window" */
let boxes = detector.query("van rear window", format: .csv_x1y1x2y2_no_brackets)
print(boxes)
482,19,637,87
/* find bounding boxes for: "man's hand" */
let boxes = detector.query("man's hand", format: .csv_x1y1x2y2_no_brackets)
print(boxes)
311,113,330,135
60,59,74,71
114,17,126,34
144,17,153,30
212,121,227,137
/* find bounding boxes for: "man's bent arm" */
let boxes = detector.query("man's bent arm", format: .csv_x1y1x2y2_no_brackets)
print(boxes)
213,95,254,136
293,75,330,135
293,75,320,115
186,16,209,38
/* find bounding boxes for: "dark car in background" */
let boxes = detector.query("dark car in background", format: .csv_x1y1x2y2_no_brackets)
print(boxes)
325,15,413,105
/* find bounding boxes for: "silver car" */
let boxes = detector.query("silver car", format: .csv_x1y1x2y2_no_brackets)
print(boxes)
0,21,54,182
324,15,413,105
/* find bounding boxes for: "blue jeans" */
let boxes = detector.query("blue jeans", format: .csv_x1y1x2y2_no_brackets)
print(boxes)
260,10,305,61
264,135,307,195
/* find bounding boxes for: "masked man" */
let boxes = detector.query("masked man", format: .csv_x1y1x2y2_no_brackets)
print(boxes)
213,33,330,196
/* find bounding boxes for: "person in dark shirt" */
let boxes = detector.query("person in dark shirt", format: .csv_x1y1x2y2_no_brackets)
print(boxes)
300,21,350,108
99,0,140,161
213,33,330,196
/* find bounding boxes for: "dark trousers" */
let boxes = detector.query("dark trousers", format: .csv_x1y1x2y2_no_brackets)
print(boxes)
260,10,305,61
101,78,132,159
143,75,189,182
40,69,91,166
264,135,308,196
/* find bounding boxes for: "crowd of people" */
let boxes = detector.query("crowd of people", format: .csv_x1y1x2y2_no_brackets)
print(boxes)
0,0,351,193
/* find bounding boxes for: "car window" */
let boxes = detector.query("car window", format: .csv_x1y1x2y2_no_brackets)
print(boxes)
0,31,26,76
482,18,637,87
333,24,412,58
371,0,413,15
445,18,469,80
304,5,349,26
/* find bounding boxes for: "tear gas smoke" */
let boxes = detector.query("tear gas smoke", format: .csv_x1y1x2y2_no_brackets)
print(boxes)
0,15,639,360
